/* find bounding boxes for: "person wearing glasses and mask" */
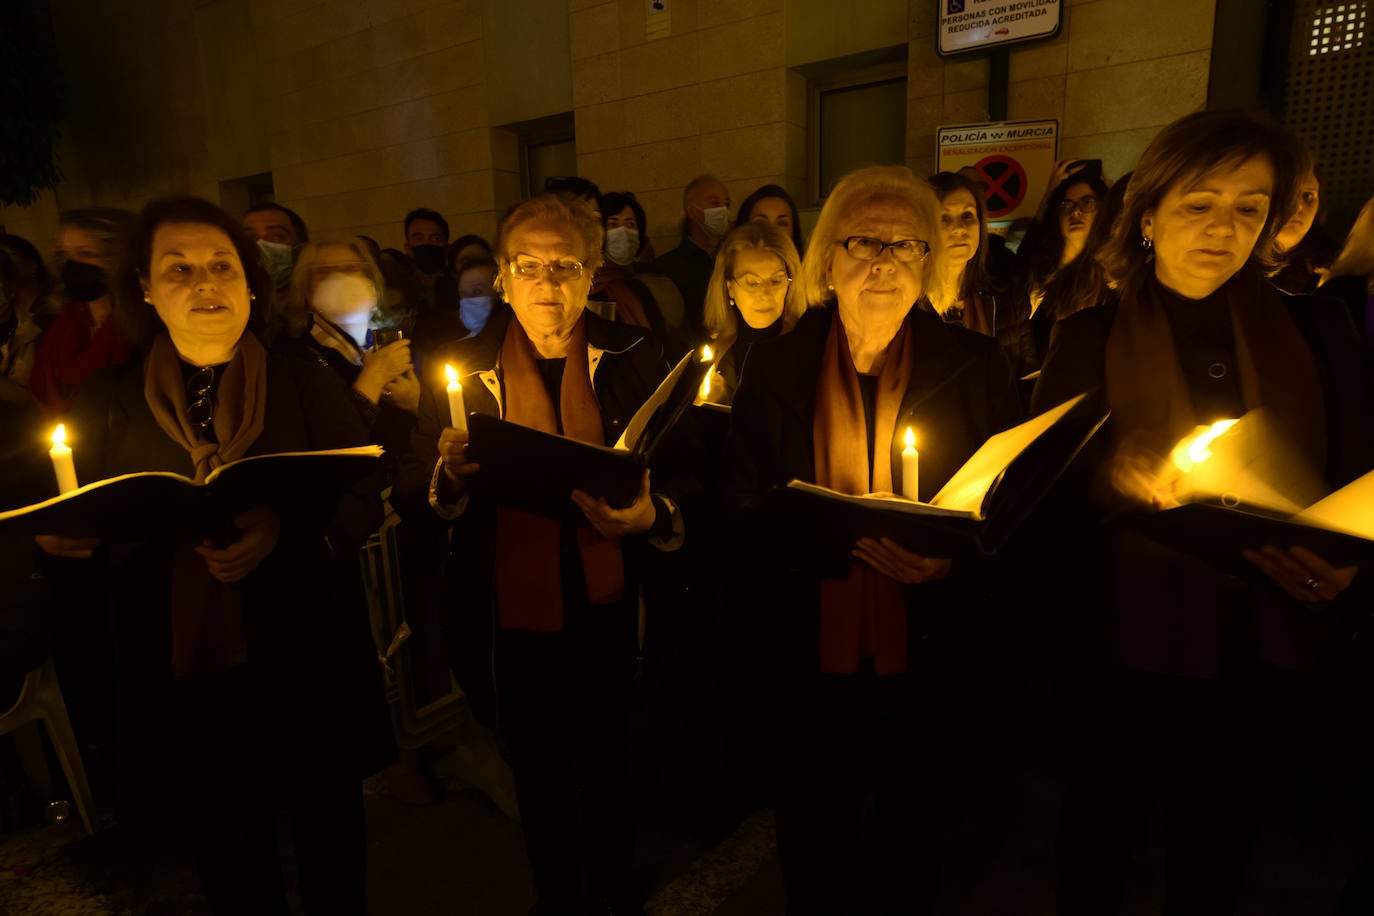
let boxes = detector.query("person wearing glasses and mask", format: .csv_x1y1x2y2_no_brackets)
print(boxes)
35,196,387,916
727,166,1020,914
699,221,805,406
410,192,694,916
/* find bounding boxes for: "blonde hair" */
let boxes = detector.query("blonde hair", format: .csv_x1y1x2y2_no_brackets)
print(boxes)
797,165,944,309
702,222,805,340
493,193,604,300
1326,195,1374,281
286,238,386,336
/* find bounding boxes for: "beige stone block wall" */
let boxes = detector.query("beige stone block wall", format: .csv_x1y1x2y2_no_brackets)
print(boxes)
571,0,804,260
251,0,506,248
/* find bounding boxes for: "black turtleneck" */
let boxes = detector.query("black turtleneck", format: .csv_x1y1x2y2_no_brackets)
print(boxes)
1156,281,1244,423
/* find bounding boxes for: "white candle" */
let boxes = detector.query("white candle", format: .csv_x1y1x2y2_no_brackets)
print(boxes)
49,424,80,494
444,364,467,433
901,427,919,501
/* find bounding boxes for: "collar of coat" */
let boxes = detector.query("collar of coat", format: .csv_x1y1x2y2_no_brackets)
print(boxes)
433,304,648,420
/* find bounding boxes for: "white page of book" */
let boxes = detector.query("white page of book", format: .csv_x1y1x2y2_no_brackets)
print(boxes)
613,348,697,452
929,393,1085,514
1293,469,1374,539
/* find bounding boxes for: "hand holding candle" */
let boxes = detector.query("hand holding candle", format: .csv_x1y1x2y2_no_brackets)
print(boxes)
444,364,467,433
901,427,919,501
49,424,80,494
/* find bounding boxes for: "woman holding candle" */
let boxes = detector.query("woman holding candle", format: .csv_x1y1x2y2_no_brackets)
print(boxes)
35,195,388,915
411,192,694,915
698,222,806,407
727,165,1020,913
1032,111,1374,914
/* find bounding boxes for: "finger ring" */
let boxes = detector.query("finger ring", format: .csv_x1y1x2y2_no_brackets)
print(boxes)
1304,577,1321,591
383,387,392,398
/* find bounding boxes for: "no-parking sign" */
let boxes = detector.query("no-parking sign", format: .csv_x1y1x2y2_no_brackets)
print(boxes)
936,119,1058,222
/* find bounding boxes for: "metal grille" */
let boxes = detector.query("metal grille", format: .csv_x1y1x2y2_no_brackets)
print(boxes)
1284,1,1374,233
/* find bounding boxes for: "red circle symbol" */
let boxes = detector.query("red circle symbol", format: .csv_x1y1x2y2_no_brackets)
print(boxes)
974,155,1028,218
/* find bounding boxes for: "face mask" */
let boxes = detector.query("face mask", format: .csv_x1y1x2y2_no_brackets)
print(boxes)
702,206,731,241
257,239,294,288
61,259,107,302
412,244,447,274
459,296,493,334
312,273,377,326
604,226,640,266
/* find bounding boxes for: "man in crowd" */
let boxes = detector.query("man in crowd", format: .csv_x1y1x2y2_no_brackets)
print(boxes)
650,174,730,340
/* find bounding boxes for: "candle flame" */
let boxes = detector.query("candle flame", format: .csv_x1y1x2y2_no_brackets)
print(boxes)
701,344,713,362
699,371,712,399
1171,418,1239,472
445,364,459,387
52,424,67,447
904,427,916,449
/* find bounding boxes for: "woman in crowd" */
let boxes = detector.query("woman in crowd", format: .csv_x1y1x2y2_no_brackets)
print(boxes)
30,208,135,414
1020,163,1111,311
590,190,673,352
419,192,694,915
282,237,420,459
0,233,53,388
1269,155,1340,295
454,253,499,340
728,165,1020,913
37,195,388,915
699,221,805,406
1318,194,1374,339
735,183,805,254
1032,110,1374,915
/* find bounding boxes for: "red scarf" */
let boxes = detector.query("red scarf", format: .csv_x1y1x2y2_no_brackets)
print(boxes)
813,312,914,675
494,316,626,632
590,265,651,329
31,301,131,415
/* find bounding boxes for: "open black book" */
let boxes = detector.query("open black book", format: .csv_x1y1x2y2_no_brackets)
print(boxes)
0,446,384,539
1129,469,1374,574
759,394,1108,560
463,349,709,521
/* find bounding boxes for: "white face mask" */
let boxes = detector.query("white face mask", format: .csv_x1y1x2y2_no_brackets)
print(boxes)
257,239,294,287
605,226,640,266
702,206,731,240
312,273,377,327
459,296,493,334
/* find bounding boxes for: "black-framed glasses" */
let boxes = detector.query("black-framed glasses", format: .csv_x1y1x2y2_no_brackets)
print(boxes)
835,236,930,262
186,366,215,431
509,255,585,284
1058,196,1099,217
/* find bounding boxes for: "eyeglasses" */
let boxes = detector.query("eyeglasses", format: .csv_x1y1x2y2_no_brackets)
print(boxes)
836,236,930,262
186,366,215,431
1058,196,1099,217
731,273,791,294
509,255,585,284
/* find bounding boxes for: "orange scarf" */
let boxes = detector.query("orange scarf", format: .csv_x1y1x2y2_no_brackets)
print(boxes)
143,332,268,676
495,316,626,632
813,312,914,675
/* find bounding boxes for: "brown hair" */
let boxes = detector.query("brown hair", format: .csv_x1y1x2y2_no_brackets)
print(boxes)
1098,110,1302,300
285,238,388,336
926,171,991,310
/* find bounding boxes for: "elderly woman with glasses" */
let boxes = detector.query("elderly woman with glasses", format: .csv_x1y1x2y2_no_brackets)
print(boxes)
727,165,1021,913
412,192,693,915
35,195,387,916
698,221,805,406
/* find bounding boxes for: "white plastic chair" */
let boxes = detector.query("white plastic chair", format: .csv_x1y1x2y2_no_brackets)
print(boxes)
0,658,95,833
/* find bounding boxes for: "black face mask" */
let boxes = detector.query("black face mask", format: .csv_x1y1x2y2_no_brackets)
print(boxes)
411,244,447,275
62,259,108,302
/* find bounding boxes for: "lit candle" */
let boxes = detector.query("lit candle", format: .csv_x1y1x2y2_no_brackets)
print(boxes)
901,427,919,501
444,364,467,433
49,424,79,494
1170,418,1238,473
697,344,715,402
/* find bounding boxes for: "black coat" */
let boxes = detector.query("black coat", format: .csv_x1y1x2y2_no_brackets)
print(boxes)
65,350,390,789
404,308,700,725
727,306,1023,686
